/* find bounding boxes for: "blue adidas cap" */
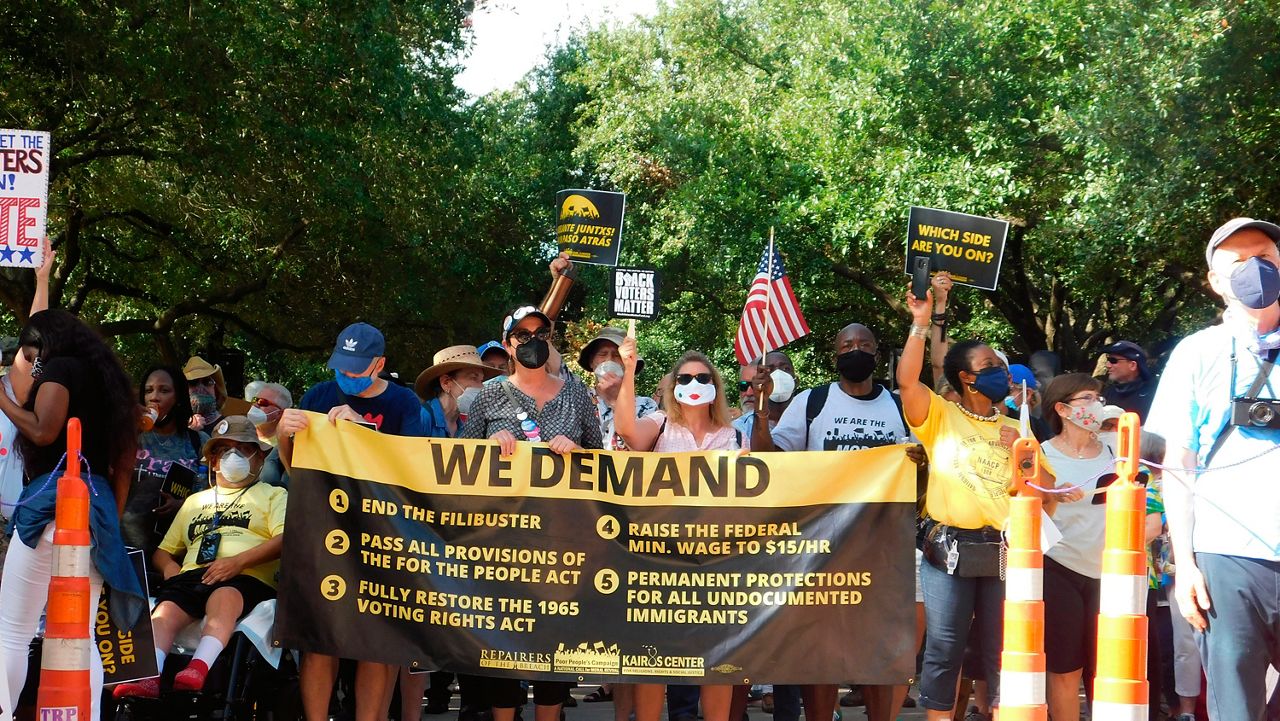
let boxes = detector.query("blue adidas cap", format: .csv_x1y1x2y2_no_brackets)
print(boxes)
327,322,385,373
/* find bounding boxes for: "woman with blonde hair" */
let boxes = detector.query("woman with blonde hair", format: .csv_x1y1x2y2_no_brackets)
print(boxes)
614,341,746,721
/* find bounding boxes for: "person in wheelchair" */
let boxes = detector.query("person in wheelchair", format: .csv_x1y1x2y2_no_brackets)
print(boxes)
114,415,286,699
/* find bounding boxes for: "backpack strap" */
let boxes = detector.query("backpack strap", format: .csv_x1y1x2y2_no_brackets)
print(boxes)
805,383,832,436
735,429,743,448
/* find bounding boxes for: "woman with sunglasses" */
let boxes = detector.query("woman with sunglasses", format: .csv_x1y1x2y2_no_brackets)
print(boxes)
122,365,210,586
458,305,602,721
612,337,746,721
1036,374,1110,721
897,284,1059,721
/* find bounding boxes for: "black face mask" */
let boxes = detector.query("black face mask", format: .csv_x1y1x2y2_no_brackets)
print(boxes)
515,338,550,369
836,349,876,383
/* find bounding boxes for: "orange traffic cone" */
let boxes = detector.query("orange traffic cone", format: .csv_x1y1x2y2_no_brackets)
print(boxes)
997,437,1048,721
36,419,94,721
1092,413,1148,721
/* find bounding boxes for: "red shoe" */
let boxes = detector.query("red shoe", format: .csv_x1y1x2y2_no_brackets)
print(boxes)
173,659,210,692
112,677,161,699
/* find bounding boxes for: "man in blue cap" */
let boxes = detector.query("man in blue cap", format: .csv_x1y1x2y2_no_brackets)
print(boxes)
275,321,426,721
476,340,508,371
1100,340,1154,421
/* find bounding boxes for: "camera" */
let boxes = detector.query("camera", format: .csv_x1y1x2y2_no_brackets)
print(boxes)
1230,397,1280,429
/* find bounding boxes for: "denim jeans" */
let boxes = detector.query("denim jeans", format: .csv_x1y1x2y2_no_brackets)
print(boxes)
770,684,804,721
1195,552,1280,721
918,557,1004,711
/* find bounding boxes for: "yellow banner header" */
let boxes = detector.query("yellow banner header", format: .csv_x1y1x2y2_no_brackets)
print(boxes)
293,412,916,508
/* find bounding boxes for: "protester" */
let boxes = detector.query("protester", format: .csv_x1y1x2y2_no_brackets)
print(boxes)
1037,374,1109,721
477,340,509,370
244,381,292,488
577,326,656,450
750,322,923,721
1139,432,1181,721
276,321,428,721
0,240,52,582
416,345,501,438
1101,340,1155,421
0,309,146,721
124,364,210,585
732,351,795,438
897,285,1058,720
184,355,229,433
113,416,285,698
613,338,743,721
1147,217,1280,720
459,305,602,721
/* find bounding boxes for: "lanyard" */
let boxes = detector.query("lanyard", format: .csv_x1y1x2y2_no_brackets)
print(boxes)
208,482,254,534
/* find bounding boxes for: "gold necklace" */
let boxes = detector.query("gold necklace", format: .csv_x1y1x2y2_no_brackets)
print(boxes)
952,401,1001,422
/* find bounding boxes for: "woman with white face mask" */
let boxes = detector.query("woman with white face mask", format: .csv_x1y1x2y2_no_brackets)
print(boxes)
113,416,285,700
414,346,502,439
613,339,747,721
1038,373,1113,721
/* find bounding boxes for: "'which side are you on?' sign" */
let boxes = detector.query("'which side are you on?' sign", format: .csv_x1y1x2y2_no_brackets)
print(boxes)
0,129,50,269
904,206,1009,291
610,267,660,321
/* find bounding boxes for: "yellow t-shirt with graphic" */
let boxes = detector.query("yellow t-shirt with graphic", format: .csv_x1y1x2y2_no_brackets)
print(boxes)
909,388,1052,529
159,481,288,587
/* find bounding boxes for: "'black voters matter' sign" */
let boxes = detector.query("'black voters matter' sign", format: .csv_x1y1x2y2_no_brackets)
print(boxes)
610,267,660,320
904,206,1010,291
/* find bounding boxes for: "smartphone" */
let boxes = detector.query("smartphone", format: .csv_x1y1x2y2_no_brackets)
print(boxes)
1091,470,1150,504
911,256,931,300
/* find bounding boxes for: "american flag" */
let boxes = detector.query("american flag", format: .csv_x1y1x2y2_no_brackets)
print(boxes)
734,242,809,365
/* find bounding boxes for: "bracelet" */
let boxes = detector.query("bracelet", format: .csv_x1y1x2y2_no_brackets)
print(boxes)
909,324,931,340
931,312,948,327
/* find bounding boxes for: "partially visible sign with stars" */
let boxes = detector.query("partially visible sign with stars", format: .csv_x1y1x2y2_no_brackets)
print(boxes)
0,129,51,268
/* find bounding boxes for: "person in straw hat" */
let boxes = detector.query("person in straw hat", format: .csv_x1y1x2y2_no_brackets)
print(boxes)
414,345,503,438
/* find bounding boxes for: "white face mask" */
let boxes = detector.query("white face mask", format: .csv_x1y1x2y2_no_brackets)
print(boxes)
456,386,481,416
247,405,268,426
595,361,624,380
674,380,717,407
769,369,796,403
219,449,254,485
1064,400,1105,432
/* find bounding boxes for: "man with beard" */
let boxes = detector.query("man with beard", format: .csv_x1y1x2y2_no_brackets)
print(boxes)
750,322,923,721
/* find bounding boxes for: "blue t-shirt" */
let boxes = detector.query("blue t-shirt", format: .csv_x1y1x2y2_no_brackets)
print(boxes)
1146,323,1280,561
421,397,452,439
299,380,428,437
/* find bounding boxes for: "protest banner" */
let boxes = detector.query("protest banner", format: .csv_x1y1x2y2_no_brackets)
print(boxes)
609,267,660,320
0,129,50,268
96,549,158,684
278,415,918,684
555,189,625,266
904,206,1010,291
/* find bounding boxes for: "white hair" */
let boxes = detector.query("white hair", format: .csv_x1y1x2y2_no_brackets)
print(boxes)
245,380,293,408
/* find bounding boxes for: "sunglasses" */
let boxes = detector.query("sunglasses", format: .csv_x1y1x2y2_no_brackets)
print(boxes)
249,397,278,409
737,380,752,391
676,373,713,385
509,326,552,345
1104,356,1129,365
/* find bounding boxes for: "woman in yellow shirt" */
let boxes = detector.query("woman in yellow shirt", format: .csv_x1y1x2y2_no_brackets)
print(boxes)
896,282,1063,721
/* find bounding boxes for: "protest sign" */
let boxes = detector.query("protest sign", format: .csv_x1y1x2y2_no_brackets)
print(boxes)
0,129,50,268
904,206,1009,291
278,416,918,684
609,267,660,320
97,549,158,684
556,189,625,266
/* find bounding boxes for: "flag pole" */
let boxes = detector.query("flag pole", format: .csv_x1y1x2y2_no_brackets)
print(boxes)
752,227,773,414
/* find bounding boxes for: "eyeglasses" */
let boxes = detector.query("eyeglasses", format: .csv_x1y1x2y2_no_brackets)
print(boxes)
1066,394,1105,405
509,326,552,345
737,380,752,391
676,373,713,385
249,397,278,409
1104,356,1127,365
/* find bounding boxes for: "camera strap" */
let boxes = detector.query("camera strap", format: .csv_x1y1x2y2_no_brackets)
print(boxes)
1206,341,1277,466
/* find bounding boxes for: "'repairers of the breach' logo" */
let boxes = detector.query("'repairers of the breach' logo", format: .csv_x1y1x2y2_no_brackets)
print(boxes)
559,194,602,220
553,641,619,674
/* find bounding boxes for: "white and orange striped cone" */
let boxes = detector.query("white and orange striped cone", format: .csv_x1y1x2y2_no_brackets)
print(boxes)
1092,413,1148,721
36,419,94,721
996,438,1047,721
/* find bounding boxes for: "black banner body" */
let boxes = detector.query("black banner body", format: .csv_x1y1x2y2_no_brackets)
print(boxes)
904,206,1010,291
278,419,917,685
609,267,660,320
555,189,625,266
97,549,158,684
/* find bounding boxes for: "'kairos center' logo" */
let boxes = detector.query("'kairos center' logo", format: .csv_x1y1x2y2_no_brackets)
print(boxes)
621,645,705,677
